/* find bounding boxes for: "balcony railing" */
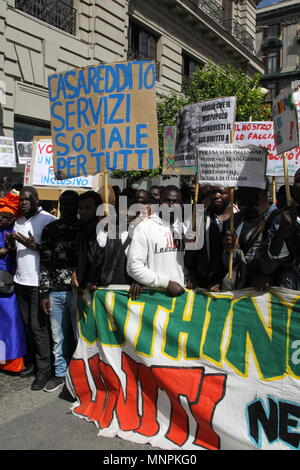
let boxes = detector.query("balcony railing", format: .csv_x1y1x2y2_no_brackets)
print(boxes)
222,19,256,55
127,48,160,80
15,0,76,35
191,0,224,25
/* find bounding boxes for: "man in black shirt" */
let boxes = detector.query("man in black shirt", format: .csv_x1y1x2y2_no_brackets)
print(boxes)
39,190,80,392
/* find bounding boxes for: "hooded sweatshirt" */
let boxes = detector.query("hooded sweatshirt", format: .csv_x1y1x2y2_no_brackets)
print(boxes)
127,213,185,289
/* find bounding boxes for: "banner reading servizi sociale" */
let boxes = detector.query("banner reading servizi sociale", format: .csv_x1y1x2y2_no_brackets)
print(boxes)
196,144,267,188
174,96,236,167
67,287,300,450
49,61,160,179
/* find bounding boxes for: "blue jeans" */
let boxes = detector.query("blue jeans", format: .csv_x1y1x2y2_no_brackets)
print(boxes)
49,291,77,377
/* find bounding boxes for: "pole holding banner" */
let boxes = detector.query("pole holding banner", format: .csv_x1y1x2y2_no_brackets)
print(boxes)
272,176,277,205
104,171,109,216
229,129,235,280
283,153,292,205
192,183,199,232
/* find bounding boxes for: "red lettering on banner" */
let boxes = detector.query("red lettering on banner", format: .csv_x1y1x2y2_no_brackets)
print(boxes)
68,353,227,449
191,374,227,450
153,367,203,447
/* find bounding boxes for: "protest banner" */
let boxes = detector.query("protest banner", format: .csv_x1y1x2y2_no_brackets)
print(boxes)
30,137,94,188
272,88,300,155
49,60,159,179
0,137,16,168
16,142,33,164
163,126,196,175
67,287,300,450
174,96,236,167
196,144,267,189
23,159,31,186
234,121,300,177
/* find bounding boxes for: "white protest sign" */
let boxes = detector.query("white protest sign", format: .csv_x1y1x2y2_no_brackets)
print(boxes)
197,144,267,189
272,88,300,155
0,137,16,168
175,96,236,167
16,141,33,164
30,138,94,188
234,122,300,177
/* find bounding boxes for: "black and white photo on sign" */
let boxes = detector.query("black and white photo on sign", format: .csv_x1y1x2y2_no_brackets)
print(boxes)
17,141,33,164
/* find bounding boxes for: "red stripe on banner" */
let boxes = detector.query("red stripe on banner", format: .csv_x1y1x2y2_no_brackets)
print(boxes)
136,363,160,437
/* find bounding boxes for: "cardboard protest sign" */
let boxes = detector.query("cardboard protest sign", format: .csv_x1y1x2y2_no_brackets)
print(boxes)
49,61,159,179
0,137,16,168
234,122,300,177
30,137,94,188
196,144,267,189
174,96,236,167
17,141,33,164
162,126,196,175
272,87,300,155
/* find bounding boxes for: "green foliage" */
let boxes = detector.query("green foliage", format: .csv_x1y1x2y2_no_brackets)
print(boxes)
111,62,271,182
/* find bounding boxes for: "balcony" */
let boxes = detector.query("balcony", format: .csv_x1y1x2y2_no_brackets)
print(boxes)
127,48,160,80
15,0,76,36
261,37,283,50
222,19,256,55
190,0,224,25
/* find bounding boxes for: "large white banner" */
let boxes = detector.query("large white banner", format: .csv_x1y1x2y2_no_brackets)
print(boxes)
67,287,300,450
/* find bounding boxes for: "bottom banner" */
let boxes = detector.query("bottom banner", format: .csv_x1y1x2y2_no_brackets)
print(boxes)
67,287,300,450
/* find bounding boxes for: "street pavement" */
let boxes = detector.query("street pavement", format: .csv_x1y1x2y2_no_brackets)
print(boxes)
0,369,157,451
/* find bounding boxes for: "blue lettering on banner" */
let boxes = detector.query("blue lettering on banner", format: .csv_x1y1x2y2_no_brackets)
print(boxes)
49,61,157,176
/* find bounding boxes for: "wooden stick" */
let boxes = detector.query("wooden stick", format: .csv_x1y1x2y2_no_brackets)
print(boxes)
272,176,277,205
104,171,109,216
229,187,234,280
283,153,291,205
192,183,199,232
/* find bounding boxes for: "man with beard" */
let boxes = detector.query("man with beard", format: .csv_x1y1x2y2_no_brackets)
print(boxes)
222,184,275,290
186,186,233,292
259,169,300,290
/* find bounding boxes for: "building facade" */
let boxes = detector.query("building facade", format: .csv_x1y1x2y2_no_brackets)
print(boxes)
256,0,300,104
0,0,264,183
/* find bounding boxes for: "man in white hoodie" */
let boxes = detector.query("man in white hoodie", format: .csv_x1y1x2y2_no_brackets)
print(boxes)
127,186,186,297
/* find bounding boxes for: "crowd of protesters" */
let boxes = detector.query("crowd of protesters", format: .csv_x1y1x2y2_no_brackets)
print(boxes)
0,172,300,393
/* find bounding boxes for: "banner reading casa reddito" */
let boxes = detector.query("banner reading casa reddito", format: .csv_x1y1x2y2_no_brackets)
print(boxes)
234,121,300,177
67,287,300,450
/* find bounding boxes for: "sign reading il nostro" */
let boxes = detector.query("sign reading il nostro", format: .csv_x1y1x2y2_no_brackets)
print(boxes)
48,61,160,179
234,121,300,177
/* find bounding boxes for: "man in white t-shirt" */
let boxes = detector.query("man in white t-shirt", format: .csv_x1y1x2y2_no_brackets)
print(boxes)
12,186,55,390
127,186,188,298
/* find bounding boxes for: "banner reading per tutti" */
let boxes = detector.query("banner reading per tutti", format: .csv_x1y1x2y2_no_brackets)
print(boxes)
48,61,160,179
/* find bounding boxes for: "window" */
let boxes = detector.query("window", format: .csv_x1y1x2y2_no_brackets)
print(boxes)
14,117,51,144
182,54,203,91
15,0,76,35
128,22,159,78
264,51,280,74
264,24,280,39
266,83,278,101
